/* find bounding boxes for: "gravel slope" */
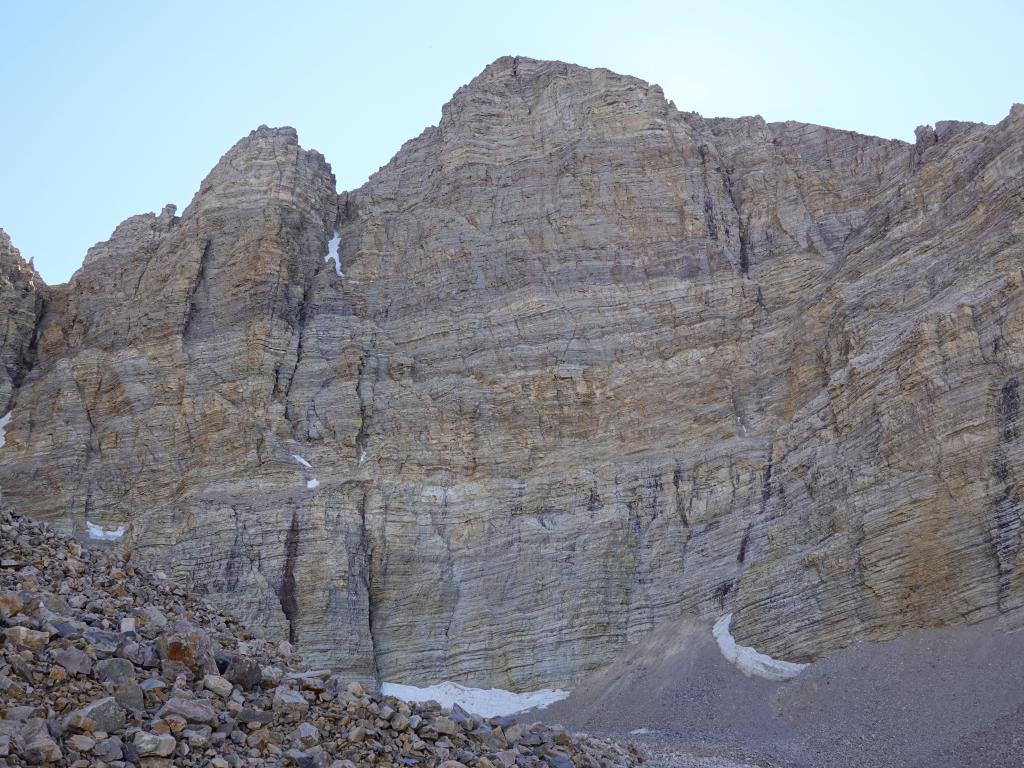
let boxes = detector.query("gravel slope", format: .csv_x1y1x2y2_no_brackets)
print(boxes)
533,617,1024,768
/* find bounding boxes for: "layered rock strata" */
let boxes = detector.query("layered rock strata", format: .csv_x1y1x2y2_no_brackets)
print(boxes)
0,57,1021,689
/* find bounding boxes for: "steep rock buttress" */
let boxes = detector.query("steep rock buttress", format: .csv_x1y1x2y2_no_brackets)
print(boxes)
0,61,1022,688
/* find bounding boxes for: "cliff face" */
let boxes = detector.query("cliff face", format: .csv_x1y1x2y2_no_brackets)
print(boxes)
0,230,46,409
0,57,1021,689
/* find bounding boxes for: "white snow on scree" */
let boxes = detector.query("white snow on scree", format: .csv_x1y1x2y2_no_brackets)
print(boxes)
712,614,807,681
291,454,312,468
380,682,569,717
86,521,126,541
325,233,344,277
0,411,11,448
306,478,320,489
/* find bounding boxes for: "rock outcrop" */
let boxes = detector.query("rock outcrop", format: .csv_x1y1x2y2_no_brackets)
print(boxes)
0,231,45,409
0,57,1021,690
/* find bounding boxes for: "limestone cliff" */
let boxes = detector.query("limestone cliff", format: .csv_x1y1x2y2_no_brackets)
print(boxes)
0,230,46,409
0,57,1021,690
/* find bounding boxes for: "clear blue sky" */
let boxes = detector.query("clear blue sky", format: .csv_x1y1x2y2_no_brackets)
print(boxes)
2,0,1021,284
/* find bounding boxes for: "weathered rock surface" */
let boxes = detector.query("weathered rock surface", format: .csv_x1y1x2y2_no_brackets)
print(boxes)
0,230,45,410
0,57,1022,688
0,510,640,766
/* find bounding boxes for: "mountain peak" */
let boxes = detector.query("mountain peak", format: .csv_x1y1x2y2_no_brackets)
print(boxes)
184,124,334,219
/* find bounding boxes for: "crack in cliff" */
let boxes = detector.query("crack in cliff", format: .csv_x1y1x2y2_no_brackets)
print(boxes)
354,345,377,463
759,447,774,514
182,239,212,344
277,511,300,644
9,291,46,398
719,163,753,276
278,285,310,424
358,487,382,683
697,145,720,245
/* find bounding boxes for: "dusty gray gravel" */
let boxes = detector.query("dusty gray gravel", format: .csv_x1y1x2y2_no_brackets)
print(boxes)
532,617,1024,768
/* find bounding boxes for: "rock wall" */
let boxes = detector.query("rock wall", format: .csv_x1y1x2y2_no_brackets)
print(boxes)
0,57,1021,689
0,230,46,409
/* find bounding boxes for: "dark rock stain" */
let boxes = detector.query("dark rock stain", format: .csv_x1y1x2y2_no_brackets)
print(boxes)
278,512,300,644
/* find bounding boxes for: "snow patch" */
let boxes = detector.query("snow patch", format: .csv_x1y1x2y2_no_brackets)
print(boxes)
0,411,10,448
291,454,312,468
712,614,807,681
325,233,344,277
86,521,126,541
358,448,367,465
306,478,320,489
380,681,569,717
629,728,653,736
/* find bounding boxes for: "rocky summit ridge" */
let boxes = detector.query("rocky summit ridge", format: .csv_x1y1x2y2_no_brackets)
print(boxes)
0,56,1022,692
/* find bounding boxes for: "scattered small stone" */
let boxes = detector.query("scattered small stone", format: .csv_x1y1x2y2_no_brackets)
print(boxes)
3,626,49,651
225,654,262,690
52,647,92,676
289,721,320,748
95,657,135,685
64,697,125,734
133,730,176,757
92,736,123,761
272,686,309,719
114,678,144,710
22,735,62,764
158,696,217,725
202,673,233,698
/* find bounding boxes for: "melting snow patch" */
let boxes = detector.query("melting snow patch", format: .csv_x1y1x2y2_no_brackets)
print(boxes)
0,411,11,448
306,478,320,489
291,454,312,468
712,614,807,681
325,233,344,277
380,681,569,718
86,521,126,541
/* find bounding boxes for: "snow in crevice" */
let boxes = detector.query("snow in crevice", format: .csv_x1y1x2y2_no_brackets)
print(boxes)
86,521,126,541
0,411,11,448
358,448,367,465
291,454,313,468
712,614,807,681
380,681,569,717
325,233,344,277
306,478,320,489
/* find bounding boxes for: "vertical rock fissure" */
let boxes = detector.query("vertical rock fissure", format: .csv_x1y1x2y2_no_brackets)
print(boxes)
697,145,720,244
358,487,381,683
354,346,376,463
9,295,47,397
719,163,753,277
278,511,300,644
280,285,310,416
182,239,212,343
759,447,774,514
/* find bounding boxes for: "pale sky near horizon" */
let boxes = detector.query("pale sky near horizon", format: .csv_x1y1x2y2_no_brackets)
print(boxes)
2,0,1021,284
